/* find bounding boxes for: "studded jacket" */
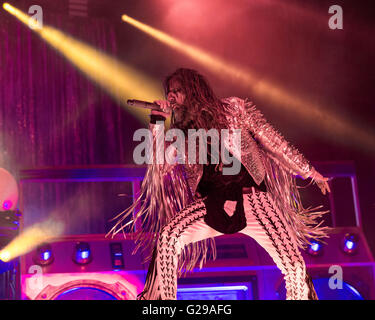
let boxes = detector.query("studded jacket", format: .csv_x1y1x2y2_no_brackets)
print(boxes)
150,96,316,196
110,96,326,273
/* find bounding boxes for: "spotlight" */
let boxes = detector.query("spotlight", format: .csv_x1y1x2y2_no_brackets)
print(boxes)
341,233,358,255
73,242,92,265
307,241,323,256
2,200,12,210
0,251,11,262
120,13,375,152
33,244,54,266
3,4,162,125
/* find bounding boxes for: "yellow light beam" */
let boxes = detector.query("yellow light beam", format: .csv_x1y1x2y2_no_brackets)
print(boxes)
3,3,163,123
121,14,375,152
122,14,258,85
0,190,110,262
0,217,64,262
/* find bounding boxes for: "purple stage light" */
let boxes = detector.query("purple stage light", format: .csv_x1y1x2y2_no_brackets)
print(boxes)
345,240,354,250
73,242,92,265
33,244,54,266
307,241,323,256
342,233,358,255
43,251,51,261
2,200,12,210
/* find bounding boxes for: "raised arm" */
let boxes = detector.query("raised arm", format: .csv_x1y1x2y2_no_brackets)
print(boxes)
225,97,330,194
148,100,183,173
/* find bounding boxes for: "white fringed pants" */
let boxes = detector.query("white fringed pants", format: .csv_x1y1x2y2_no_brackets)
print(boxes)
140,190,317,300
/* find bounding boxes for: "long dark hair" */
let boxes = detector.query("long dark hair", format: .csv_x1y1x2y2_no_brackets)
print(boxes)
164,68,228,131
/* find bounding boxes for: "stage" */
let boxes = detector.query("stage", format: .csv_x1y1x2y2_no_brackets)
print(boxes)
0,0,374,301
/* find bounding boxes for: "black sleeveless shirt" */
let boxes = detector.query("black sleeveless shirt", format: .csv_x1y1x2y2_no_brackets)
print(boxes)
197,162,267,234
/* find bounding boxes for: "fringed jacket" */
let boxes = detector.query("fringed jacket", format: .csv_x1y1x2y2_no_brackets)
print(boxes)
110,97,328,273
175,97,315,196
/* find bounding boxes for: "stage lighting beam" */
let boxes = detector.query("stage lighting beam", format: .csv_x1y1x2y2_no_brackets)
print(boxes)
2,3,163,123
121,14,375,152
0,217,64,262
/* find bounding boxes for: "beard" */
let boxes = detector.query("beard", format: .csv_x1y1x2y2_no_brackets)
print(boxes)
172,106,197,131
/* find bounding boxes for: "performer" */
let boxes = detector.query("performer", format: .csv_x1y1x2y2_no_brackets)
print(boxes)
109,68,330,300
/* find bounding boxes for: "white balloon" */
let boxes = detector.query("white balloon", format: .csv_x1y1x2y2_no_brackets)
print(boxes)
0,168,19,211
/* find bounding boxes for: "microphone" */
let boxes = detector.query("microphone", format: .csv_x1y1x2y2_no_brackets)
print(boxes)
127,99,163,111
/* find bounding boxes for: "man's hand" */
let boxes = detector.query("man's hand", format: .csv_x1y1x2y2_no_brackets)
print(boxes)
151,100,172,118
311,170,331,195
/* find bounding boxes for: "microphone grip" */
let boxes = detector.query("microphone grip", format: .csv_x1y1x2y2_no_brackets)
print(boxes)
127,99,162,111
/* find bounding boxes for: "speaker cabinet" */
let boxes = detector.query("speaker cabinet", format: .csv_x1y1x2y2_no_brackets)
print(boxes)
21,234,146,300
